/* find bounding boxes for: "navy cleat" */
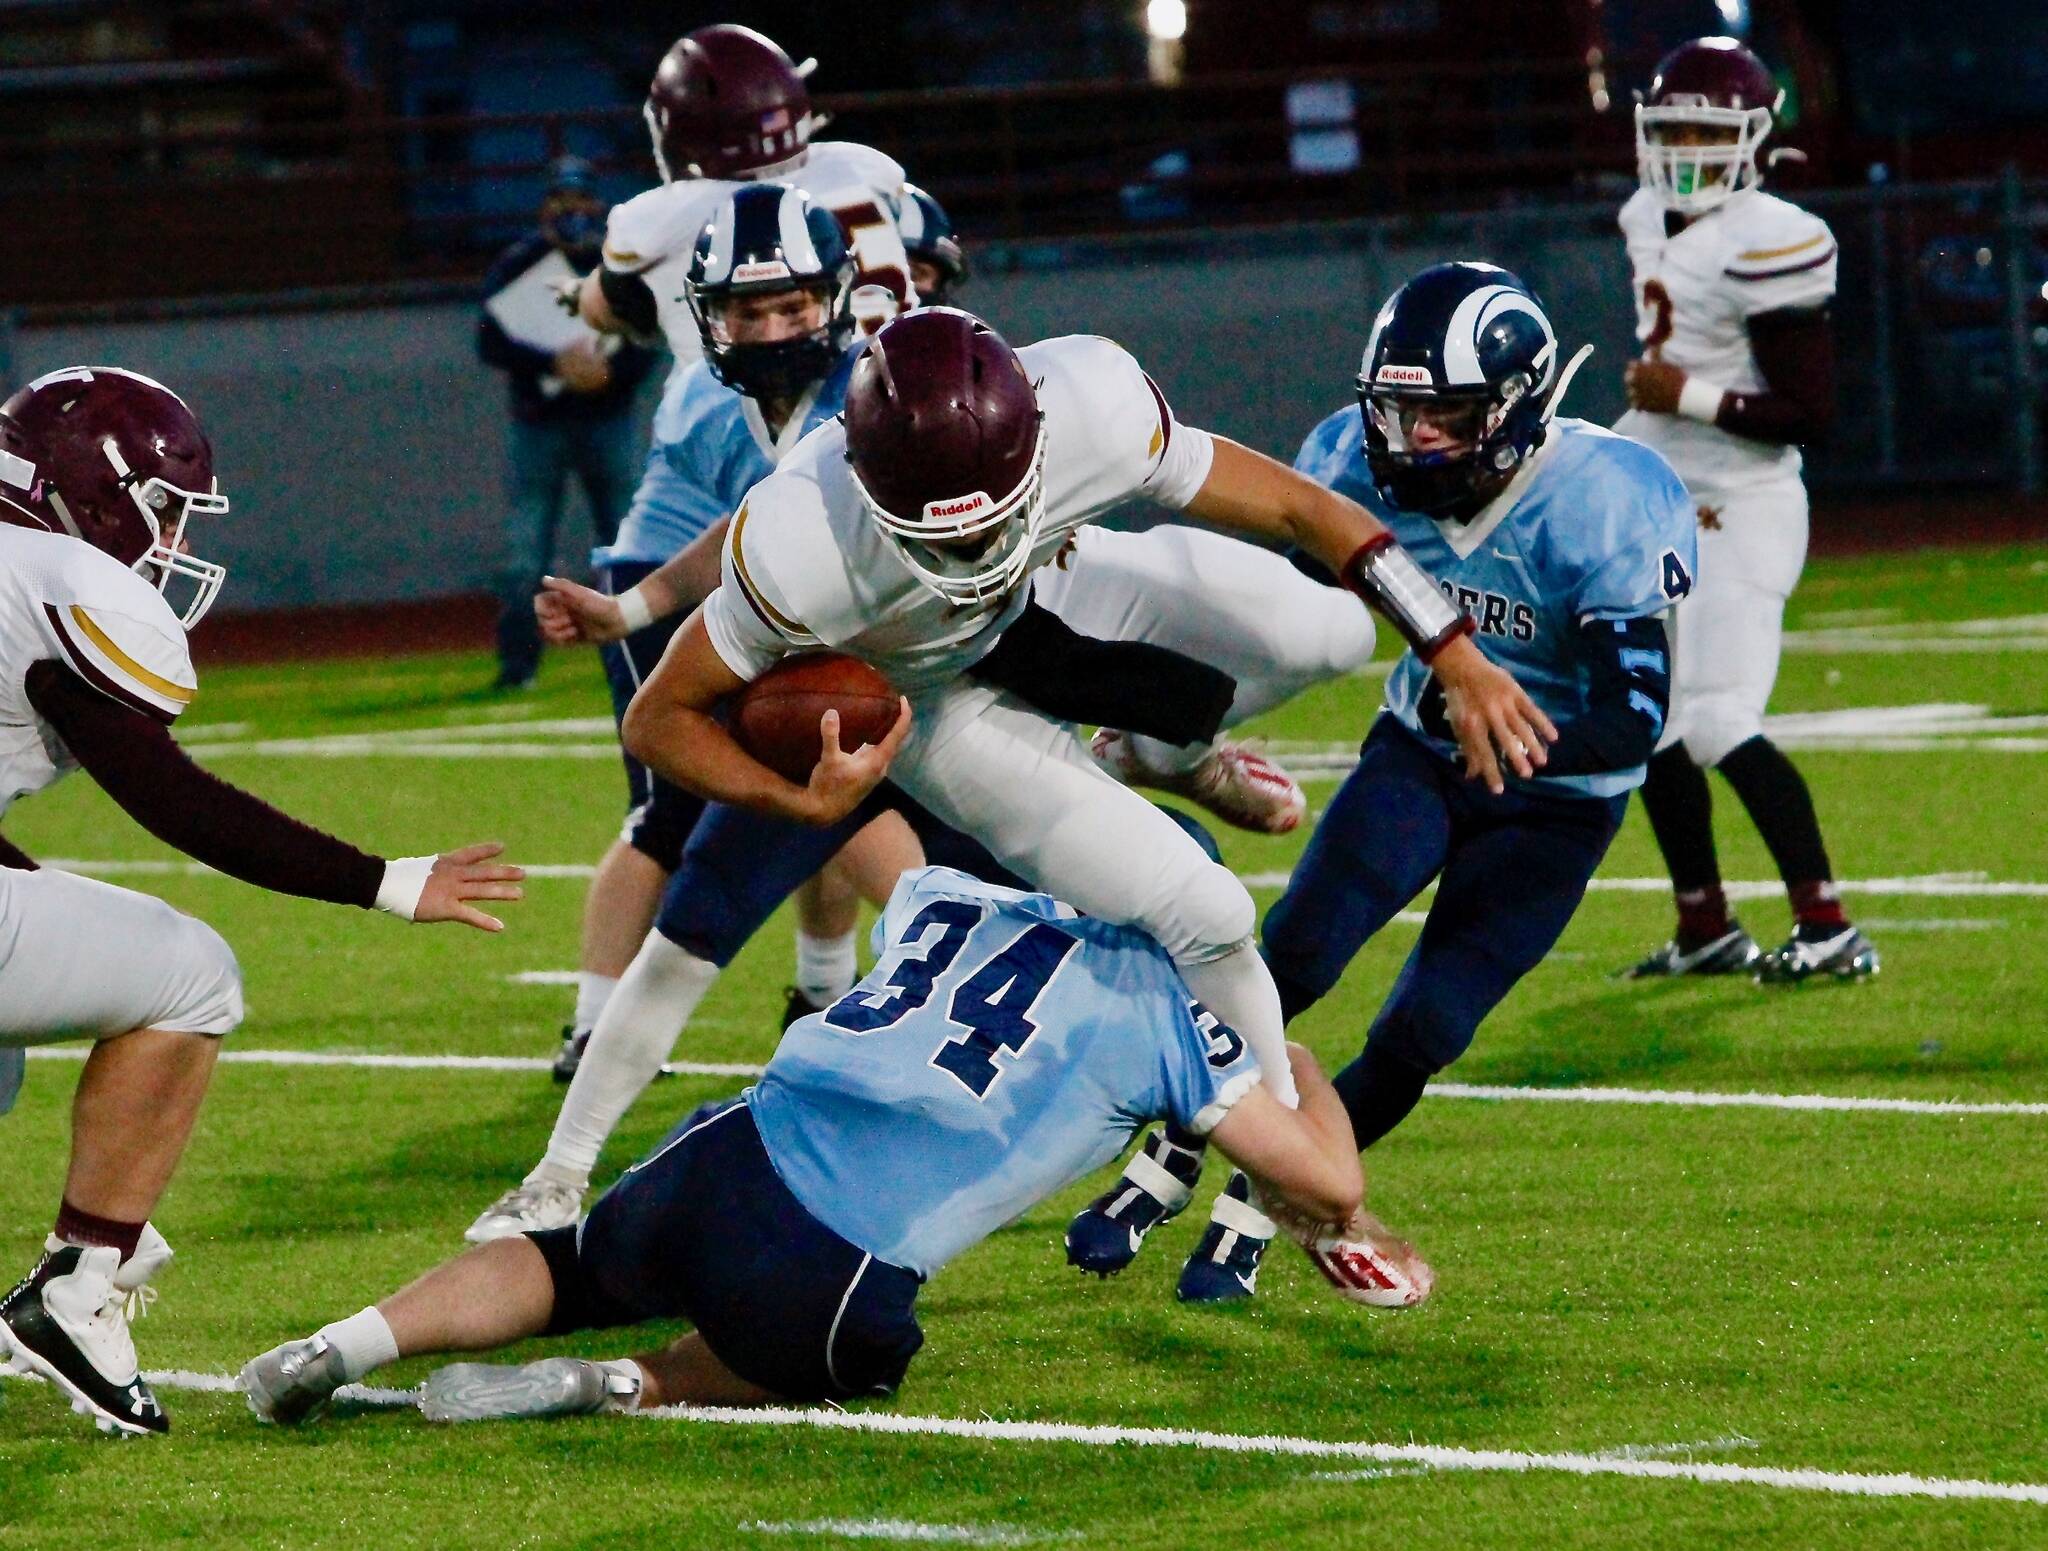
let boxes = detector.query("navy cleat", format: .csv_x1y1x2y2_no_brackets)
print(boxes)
550,1025,587,1083
1175,1172,1274,1304
1755,924,1879,986
780,986,828,1035
1065,1130,1203,1277
1621,923,1760,979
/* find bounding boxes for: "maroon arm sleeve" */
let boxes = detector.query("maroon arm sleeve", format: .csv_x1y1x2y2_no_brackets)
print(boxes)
0,831,36,870
1714,305,1836,446
25,660,387,908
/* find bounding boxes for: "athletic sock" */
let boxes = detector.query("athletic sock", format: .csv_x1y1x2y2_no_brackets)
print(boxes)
1126,732,1212,777
317,1306,400,1382
54,1200,143,1261
1139,1127,1205,1189
1640,745,1724,912
539,933,721,1186
572,972,618,1035
1675,885,1734,950
1715,738,1841,927
1330,1043,1434,1151
793,929,858,1007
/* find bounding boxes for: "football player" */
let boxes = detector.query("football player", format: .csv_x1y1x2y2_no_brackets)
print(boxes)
898,182,968,306
574,24,915,360
1614,38,1876,984
561,307,1551,1285
243,865,1427,1423
1069,264,1696,1301
0,368,522,1436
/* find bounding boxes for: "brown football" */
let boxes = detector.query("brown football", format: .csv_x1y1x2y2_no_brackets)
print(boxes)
733,653,901,784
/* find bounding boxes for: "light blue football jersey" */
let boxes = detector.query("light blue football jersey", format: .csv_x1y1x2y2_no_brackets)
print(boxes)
1294,410,1698,799
747,867,1263,1278
595,346,861,569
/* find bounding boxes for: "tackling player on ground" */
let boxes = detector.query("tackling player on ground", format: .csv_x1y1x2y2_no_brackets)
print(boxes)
0,368,522,1436
1615,37,1876,984
244,866,1423,1424
1070,263,1697,1301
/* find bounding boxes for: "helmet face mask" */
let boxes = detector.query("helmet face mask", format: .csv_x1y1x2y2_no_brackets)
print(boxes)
0,366,229,629
1635,37,1783,216
852,418,1047,606
686,184,857,402
898,184,968,307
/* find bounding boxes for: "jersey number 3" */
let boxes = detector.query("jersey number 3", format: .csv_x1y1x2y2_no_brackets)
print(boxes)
824,903,1080,1100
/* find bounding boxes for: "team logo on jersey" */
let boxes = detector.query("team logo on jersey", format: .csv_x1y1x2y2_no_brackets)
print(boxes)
1439,580,1536,643
1374,364,1433,386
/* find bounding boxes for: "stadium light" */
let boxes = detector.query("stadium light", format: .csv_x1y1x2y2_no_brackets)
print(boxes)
1147,0,1188,42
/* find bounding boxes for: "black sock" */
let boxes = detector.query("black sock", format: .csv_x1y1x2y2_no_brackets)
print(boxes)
1716,736,1835,889
1641,745,1722,894
1330,1043,1434,1151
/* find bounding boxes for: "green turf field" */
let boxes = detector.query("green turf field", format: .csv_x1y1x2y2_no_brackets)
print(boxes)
3,544,2045,1549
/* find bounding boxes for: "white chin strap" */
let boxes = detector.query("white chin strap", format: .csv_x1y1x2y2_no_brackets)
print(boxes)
1542,344,1595,425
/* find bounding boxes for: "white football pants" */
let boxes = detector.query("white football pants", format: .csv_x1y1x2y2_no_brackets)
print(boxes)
1659,480,1809,768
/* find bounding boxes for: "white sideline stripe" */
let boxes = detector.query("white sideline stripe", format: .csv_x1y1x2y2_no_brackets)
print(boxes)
1429,1083,2048,1117
0,1367,414,1408
38,859,2048,902
18,1046,2048,1115
509,970,583,985
630,1405,2048,1505
21,1047,761,1078
741,1521,1073,1546
1307,1434,1762,1482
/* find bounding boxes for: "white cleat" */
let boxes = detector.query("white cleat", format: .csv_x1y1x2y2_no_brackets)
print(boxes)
241,1334,351,1426
420,1356,641,1423
464,1178,585,1244
1,1242,167,1436
1300,1210,1435,1309
1091,729,1307,835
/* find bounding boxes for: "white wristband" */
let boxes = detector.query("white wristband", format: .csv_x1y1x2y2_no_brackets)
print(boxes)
615,584,655,635
1676,375,1728,425
373,856,435,921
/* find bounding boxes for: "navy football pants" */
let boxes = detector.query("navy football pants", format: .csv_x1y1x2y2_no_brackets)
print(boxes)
1263,716,1624,1076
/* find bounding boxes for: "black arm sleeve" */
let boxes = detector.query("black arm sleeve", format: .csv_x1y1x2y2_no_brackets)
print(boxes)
967,600,1237,747
26,661,387,907
1540,615,1672,776
1715,305,1836,446
597,267,663,346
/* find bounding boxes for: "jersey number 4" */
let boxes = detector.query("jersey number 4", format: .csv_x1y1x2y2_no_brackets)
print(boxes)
824,902,1080,1100
1660,548,1694,602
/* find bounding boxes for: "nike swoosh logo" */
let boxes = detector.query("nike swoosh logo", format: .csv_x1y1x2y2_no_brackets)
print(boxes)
1128,1227,1145,1254
1234,1271,1257,1293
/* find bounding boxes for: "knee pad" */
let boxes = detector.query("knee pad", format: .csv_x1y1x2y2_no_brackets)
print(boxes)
1683,699,1764,770
158,917,244,1038
1164,862,1257,964
1320,599,1379,678
623,796,690,872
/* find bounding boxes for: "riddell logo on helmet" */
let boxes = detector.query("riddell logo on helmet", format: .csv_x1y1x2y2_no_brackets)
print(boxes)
1375,365,1433,385
732,260,793,284
924,492,991,520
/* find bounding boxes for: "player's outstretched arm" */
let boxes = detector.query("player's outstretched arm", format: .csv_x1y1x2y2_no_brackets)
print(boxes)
535,517,732,646
1208,1043,1364,1229
23,662,524,930
1184,438,1557,792
622,612,911,824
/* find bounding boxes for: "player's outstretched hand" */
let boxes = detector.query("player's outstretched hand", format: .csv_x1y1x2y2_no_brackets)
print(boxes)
1624,356,1686,415
414,842,526,932
1432,637,1558,795
802,699,912,825
535,575,626,645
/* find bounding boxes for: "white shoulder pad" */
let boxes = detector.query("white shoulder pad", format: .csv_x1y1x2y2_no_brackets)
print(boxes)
1617,186,1664,240
1026,335,1214,512
40,547,195,722
810,141,908,204
723,478,828,650
1722,192,1837,310
603,182,721,275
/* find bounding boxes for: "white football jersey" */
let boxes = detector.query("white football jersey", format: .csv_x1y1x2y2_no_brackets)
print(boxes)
1613,185,1837,494
701,335,1217,694
601,141,915,360
0,526,195,814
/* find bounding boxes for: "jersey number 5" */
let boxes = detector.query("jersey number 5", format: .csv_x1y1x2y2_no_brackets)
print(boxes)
831,199,911,333
1639,280,1675,357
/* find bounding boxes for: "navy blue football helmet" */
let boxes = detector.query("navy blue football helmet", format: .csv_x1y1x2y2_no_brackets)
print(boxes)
897,183,967,305
1356,262,1587,521
685,182,856,400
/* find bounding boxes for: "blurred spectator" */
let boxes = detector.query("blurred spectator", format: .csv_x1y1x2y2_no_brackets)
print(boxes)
477,158,658,691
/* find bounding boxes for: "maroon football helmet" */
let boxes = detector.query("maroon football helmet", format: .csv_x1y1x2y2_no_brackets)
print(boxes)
1636,37,1783,214
644,25,826,183
0,366,228,627
843,308,1046,606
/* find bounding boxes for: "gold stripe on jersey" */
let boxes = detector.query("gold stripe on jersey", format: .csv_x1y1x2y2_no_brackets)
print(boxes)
1735,233,1827,262
68,606,194,704
1147,424,1164,461
728,503,809,639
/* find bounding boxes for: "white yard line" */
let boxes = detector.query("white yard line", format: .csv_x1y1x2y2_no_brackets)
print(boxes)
2,1370,2034,1506
740,1521,1073,1546
21,1046,2048,1114
1305,1433,1762,1483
